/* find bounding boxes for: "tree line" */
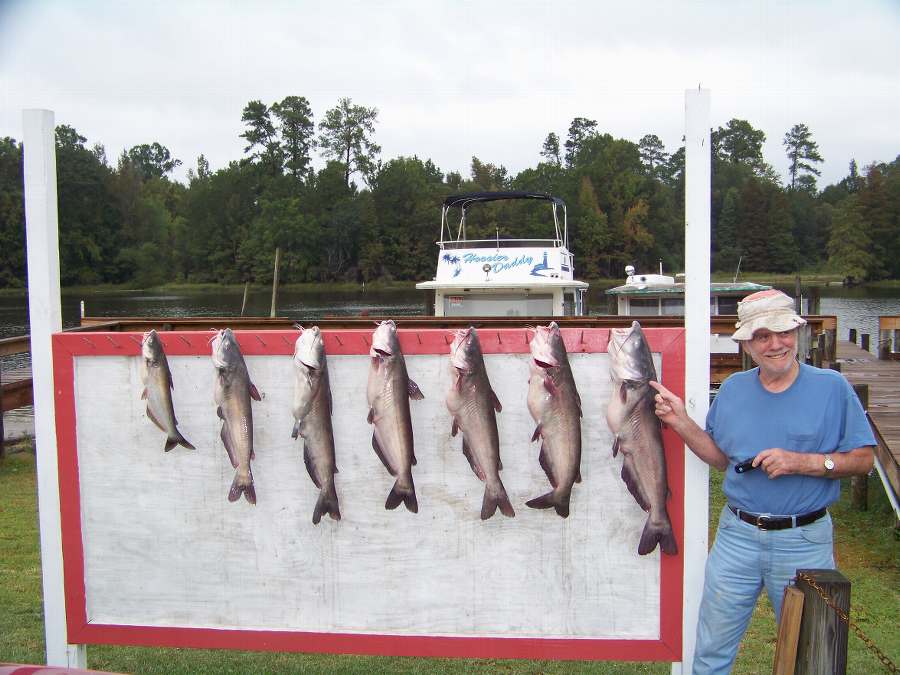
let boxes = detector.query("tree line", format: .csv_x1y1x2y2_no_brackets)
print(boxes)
0,96,897,289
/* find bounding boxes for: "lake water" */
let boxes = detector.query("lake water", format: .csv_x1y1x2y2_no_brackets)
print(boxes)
3,284,899,439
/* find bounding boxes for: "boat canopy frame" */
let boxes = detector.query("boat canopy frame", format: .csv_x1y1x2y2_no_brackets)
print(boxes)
438,191,568,250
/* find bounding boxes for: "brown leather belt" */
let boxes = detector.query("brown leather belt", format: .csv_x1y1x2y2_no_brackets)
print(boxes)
729,505,827,531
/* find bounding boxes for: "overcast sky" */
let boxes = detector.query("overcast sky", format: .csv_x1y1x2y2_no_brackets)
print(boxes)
1,1,898,188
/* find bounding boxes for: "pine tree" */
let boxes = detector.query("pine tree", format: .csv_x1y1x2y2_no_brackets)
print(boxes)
783,123,823,191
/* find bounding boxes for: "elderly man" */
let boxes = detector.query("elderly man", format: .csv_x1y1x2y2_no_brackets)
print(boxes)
651,289,875,674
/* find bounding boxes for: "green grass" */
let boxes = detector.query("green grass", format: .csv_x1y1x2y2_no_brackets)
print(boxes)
1,442,896,674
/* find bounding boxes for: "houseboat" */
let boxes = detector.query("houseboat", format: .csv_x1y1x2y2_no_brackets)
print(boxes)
605,265,771,316
416,192,589,317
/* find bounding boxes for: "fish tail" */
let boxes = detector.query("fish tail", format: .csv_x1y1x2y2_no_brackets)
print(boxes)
385,474,418,513
176,432,195,450
312,482,341,525
228,470,256,505
481,480,516,520
525,489,570,518
638,516,678,556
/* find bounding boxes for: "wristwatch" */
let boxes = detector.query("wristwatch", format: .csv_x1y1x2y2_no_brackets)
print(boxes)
823,454,835,474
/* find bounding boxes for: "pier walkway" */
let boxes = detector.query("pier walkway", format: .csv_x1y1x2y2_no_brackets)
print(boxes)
836,340,900,512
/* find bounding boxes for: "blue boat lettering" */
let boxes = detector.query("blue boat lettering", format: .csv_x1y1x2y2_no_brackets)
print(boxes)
462,253,508,265
492,255,533,273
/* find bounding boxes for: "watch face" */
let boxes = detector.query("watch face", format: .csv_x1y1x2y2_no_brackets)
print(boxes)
824,457,835,470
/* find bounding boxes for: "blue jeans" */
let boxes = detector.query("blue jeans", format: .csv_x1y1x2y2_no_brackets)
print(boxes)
693,505,835,675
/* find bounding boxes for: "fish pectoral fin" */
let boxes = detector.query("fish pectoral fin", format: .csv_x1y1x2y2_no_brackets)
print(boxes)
249,383,262,401
291,421,301,440
575,467,582,484
450,418,459,437
371,433,396,476
575,391,582,417
145,406,167,433
216,406,225,420
220,424,239,469
612,435,620,457
303,444,323,489
531,424,542,442
141,388,148,400
542,376,557,395
490,389,502,413
407,379,425,400
538,443,558,488
619,382,628,404
621,458,650,512
461,438,485,481
367,407,375,424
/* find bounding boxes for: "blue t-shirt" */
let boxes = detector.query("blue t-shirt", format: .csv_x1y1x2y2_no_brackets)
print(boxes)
706,363,875,515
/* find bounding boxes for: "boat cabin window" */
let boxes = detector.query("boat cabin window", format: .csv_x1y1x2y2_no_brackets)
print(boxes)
717,296,739,315
628,298,660,316
660,298,684,316
563,291,576,316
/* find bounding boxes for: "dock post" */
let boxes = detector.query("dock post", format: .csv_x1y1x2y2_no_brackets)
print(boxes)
794,569,850,675
878,330,891,360
270,247,281,318
861,333,870,352
849,328,857,344
851,384,869,510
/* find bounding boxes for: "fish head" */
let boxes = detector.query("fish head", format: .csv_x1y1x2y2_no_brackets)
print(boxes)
608,321,657,383
529,322,561,369
141,329,163,364
211,328,241,370
450,326,481,372
294,326,325,371
370,320,399,358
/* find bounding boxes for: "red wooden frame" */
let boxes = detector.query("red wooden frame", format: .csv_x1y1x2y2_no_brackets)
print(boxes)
52,327,686,661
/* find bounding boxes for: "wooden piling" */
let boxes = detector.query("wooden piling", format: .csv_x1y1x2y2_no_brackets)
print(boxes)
851,384,869,510
773,586,805,675
270,247,281,318
849,328,857,344
240,282,249,317
794,569,850,675
861,334,870,352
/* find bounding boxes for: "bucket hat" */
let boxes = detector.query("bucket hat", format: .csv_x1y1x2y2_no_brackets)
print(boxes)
732,289,806,342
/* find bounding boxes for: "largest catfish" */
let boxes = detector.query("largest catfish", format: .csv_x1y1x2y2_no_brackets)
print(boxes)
366,320,424,513
606,321,677,556
212,328,261,505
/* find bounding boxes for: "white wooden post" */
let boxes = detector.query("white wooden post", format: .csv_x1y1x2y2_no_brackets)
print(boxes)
23,109,87,667
672,88,711,674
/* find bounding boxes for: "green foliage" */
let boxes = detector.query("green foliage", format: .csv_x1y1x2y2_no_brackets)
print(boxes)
318,97,381,188
0,107,898,289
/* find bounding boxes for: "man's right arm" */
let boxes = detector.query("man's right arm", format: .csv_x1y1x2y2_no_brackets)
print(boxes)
649,380,730,472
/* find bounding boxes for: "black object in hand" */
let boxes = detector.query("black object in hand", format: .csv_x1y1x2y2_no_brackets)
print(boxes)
734,458,757,473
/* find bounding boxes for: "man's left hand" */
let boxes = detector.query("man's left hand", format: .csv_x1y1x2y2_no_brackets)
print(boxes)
752,448,813,479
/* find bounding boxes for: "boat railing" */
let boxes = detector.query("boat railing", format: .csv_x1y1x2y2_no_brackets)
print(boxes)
437,238,563,250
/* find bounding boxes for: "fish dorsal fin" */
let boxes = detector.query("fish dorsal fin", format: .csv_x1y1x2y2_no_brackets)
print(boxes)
490,389,502,413
408,379,425,400
249,383,262,402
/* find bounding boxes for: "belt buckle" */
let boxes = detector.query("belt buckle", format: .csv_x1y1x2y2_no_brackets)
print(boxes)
756,514,769,530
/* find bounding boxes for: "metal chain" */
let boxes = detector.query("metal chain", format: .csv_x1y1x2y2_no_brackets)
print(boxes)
795,572,898,673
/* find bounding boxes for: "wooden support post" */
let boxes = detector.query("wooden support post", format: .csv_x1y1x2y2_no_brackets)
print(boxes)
816,333,826,368
794,569,850,675
794,276,802,314
270,247,281,318
240,282,249,317
0,365,4,459
848,328,857,344
808,286,820,315
773,586,805,675
878,330,890,360
861,333,870,352
851,384,869,511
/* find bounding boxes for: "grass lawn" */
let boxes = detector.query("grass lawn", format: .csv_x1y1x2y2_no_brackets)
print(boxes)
1,442,896,674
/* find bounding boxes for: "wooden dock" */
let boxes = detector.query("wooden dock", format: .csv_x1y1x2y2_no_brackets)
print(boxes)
836,339,900,508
